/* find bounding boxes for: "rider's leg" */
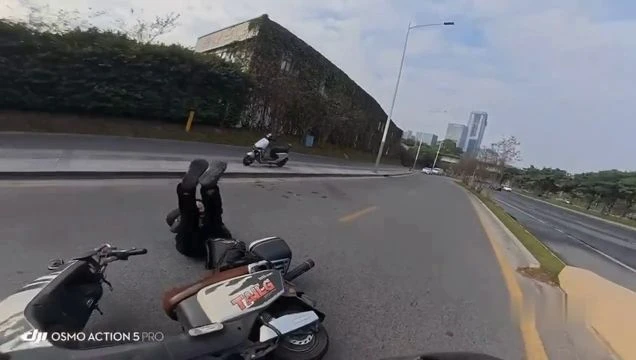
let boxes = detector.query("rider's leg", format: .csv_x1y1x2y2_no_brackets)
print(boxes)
174,159,209,258
200,184,233,240
175,183,201,257
199,161,232,240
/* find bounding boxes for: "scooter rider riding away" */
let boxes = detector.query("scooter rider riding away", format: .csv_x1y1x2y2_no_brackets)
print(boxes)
254,133,276,160
243,133,291,167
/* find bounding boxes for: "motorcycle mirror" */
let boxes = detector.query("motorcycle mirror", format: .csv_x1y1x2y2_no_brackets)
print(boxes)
47,258,65,271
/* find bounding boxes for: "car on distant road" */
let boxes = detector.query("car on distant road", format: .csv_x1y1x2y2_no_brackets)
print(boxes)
422,167,432,174
502,186,512,192
432,168,442,175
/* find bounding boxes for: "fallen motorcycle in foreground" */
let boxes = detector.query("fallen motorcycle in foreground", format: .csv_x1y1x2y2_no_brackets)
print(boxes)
0,239,328,359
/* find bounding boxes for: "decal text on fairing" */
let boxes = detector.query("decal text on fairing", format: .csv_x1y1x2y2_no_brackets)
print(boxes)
230,279,276,310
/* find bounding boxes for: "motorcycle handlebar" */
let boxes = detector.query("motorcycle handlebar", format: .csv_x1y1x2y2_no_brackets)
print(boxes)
127,248,148,256
104,248,148,261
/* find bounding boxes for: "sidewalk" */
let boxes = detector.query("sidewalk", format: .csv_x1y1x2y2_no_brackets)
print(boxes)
0,132,405,171
0,149,411,179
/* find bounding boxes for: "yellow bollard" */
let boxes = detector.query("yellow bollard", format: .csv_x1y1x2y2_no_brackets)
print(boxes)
185,110,195,132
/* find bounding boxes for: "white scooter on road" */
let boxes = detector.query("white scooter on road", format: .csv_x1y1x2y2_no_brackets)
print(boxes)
243,133,291,167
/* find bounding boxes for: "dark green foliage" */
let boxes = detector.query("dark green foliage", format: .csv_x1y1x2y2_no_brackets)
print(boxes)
236,15,402,153
512,166,636,217
0,21,250,124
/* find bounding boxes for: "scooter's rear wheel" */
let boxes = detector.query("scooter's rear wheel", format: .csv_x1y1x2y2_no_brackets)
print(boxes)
276,158,288,167
272,324,329,360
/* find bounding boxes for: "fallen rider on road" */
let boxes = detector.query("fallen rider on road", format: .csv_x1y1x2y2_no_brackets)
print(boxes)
166,159,236,267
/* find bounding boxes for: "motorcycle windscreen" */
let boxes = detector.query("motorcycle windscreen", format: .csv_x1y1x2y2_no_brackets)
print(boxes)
0,262,76,353
196,270,284,324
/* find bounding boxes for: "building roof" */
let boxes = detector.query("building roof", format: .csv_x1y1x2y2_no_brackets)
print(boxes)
196,15,261,41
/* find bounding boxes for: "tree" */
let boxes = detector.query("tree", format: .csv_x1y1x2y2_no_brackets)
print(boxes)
440,139,462,156
491,136,521,184
2,2,105,33
0,20,250,124
501,166,522,185
507,166,636,217
4,2,180,44
618,177,636,217
114,9,181,44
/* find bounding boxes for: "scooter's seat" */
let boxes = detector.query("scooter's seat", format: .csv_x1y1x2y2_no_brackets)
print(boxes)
162,266,249,320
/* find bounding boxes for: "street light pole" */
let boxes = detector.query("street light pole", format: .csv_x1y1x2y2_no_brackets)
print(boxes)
431,139,443,169
374,21,454,171
412,136,423,170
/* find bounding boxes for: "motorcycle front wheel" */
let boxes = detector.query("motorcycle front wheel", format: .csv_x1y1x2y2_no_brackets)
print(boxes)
243,155,254,166
272,324,329,360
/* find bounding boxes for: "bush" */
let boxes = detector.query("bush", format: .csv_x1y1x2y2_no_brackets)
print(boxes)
0,21,251,125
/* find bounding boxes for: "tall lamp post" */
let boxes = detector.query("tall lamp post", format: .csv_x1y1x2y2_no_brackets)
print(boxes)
431,138,444,169
374,20,455,170
411,135,423,170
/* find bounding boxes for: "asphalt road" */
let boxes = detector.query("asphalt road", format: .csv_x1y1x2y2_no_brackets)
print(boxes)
0,175,523,359
0,132,403,170
493,191,636,291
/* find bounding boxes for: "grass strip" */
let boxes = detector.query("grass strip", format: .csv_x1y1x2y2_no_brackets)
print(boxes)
460,182,565,284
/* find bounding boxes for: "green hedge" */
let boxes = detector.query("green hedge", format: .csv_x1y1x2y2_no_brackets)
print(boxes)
0,21,251,124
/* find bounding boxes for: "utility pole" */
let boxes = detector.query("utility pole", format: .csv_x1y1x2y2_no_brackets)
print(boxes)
374,21,455,170
412,136,423,170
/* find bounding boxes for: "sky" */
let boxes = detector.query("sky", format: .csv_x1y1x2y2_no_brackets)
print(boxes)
2,0,635,173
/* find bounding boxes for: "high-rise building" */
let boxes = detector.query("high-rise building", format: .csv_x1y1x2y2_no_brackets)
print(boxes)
464,111,488,156
420,133,438,146
444,123,468,150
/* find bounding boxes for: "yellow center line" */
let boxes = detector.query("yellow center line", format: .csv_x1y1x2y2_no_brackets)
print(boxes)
339,206,378,223
472,198,548,360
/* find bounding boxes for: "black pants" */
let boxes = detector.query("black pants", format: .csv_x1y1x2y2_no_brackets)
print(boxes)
175,183,232,258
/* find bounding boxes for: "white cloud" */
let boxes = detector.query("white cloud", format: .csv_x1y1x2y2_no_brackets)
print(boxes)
3,0,635,172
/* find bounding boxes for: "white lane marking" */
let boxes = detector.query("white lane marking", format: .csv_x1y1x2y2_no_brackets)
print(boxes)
497,198,547,224
566,234,636,273
501,196,636,273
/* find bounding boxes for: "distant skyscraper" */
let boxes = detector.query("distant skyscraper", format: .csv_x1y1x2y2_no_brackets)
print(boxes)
463,111,488,156
445,123,468,150
420,133,438,146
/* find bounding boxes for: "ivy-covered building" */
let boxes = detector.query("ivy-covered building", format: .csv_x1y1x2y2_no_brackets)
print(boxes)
194,14,403,155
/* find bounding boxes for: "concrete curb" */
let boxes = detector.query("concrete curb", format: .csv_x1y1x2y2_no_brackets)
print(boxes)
457,183,540,268
560,266,636,360
0,170,413,180
514,191,636,231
